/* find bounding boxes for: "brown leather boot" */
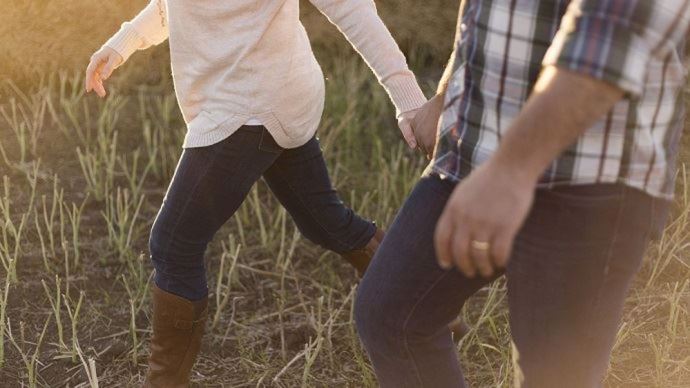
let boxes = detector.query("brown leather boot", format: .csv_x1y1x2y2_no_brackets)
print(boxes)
341,227,386,277
342,228,470,342
144,285,208,388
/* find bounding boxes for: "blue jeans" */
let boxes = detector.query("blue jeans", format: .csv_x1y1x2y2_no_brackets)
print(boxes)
149,125,375,301
355,174,669,387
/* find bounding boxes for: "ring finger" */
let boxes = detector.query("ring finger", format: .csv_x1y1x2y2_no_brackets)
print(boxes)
450,224,475,277
469,233,494,278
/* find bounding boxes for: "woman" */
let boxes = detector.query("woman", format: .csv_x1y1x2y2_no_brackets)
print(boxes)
85,0,426,386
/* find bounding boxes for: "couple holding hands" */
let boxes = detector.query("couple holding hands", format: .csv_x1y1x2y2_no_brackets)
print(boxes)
86,0,688,387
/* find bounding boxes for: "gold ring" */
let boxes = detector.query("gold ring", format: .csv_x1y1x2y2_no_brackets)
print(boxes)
470,240,491,251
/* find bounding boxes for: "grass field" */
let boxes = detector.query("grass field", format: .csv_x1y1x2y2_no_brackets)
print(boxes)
0,1,689,387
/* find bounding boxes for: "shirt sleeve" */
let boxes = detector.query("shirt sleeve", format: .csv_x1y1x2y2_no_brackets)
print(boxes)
308,0,427,114
103,0,169,63
542,0,690,96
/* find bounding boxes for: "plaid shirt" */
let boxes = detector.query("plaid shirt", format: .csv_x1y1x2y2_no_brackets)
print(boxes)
430,0,690,199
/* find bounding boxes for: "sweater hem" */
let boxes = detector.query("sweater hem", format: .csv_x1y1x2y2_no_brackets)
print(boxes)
182,114,317,150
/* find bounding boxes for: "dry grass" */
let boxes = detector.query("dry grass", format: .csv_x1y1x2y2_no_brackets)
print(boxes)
0,1,688,387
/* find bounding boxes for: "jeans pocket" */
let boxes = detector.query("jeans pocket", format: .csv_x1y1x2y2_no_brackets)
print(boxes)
540,184,625,207
523,185,630,247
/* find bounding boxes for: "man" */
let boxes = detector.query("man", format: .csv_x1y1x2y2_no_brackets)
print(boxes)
355,0,689,386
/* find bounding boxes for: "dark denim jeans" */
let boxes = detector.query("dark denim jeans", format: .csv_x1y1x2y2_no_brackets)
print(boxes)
355,174,669,388
149,125,375,301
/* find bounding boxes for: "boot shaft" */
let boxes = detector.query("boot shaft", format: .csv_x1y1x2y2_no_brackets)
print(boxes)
145,285,208,388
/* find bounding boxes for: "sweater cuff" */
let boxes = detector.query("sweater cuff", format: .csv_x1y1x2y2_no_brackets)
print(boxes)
103,24,144,63
383,72,428,116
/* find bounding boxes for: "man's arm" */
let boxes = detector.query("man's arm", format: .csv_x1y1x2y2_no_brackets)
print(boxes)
437,0,467,96
435,0,690,277
491,66,623,186
434,67,622,277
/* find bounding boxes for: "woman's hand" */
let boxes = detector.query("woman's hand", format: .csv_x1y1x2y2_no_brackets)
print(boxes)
85,47,123,98
411,93,443,159
398,109,420,149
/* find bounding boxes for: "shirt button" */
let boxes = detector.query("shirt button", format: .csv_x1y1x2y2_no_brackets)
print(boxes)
460,23,467,32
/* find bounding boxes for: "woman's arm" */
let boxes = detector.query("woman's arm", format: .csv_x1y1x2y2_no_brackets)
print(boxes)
103,0,169,63
308,0,427,117
86,0,169,97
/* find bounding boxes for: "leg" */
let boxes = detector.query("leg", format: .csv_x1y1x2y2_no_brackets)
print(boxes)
149,126,281,300
355,175,499,388
506,184,669,387
262,136,376,254
145,126,282,387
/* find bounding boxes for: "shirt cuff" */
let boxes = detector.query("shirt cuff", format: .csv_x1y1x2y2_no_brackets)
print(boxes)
383,72,428,116
542,16,650,96
103,23,144,63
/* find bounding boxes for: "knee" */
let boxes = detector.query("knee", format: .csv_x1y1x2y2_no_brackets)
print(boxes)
148,217,201,271
148,220,169,267
354,279,400,351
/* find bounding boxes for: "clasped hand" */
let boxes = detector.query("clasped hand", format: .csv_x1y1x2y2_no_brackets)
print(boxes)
403,94,535,279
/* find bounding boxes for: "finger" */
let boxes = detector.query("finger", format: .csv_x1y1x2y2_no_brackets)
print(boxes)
101,54,120,80
414,130,428,155
399,120,417,149
451,223,475,277
424,134,437,160
469,232,494,278
87,53,107,93
426,142,436,160
93,59,109,97
434,210,454,270
422,141,433,160
85,57,100,93
490,228,516,269
94,76,106,98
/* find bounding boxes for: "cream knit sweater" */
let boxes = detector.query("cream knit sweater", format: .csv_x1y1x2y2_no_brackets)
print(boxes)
104,0,427,149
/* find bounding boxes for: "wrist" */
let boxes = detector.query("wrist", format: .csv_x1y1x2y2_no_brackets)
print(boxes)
103,24,143,63
430,92,445,108
487,149,543,188
384,73,428,116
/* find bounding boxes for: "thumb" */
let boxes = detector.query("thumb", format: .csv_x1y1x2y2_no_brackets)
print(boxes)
399,120,417,149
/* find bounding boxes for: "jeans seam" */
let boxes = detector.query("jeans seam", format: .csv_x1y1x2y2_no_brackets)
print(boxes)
401,270,453,387
259,129,283,154
155,147,223,290
586,186,627,333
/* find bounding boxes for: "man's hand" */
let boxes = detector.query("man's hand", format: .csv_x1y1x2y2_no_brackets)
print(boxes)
411,93,444,158
85,47,124,98
432,67,624,278
434,159,535,278
398,109,420,149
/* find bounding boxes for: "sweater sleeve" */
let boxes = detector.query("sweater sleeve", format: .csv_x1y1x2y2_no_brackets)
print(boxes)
308,0,427,115
102,0,169,63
